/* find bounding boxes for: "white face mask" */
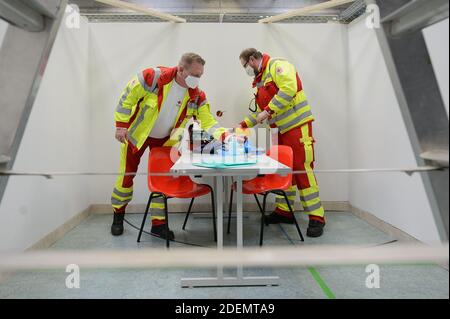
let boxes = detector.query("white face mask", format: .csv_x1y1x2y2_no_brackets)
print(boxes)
185,75,200,89
245,65,255,77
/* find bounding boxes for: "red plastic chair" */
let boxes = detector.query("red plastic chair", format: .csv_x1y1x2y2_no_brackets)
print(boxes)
137,147,216,248
227,145,304,246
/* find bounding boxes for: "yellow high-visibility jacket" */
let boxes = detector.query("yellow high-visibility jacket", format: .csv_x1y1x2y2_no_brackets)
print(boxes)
115,66,227,150
241,55,314,135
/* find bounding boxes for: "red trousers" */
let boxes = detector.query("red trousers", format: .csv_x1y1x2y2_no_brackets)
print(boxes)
111,136,169,217
275,122,325,218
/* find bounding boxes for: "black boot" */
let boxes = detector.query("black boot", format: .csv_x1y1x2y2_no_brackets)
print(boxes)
151,224,175,240
264,211,295,225
307,219,325,238
111,213,124,236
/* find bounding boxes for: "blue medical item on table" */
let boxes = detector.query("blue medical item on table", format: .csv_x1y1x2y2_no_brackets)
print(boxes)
193,137,260,169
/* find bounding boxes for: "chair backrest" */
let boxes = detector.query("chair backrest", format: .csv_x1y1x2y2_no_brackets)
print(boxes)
265,145,293,189
148,147,192,192
267,145,293,169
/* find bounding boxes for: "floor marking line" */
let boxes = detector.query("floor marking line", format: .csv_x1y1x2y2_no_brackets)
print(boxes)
278,224,337,299
308,266,336,299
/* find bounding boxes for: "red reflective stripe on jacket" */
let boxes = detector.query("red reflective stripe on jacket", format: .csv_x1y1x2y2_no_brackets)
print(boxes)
116,122,130,129
196,90,207,105
296,73,303,92
156,67,177,112
240,121,248,129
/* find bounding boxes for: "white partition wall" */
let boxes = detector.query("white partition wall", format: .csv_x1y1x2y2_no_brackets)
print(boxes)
88,22,350,206
346,17,444,244
0,15,90,252
423,19,449,117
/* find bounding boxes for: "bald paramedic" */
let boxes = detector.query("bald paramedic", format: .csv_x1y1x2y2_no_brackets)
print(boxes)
238,48,326,238
111,53,228,239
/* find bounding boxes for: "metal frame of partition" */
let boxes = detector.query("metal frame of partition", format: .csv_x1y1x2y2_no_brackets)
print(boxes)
371,0,449,240
0,0,68,204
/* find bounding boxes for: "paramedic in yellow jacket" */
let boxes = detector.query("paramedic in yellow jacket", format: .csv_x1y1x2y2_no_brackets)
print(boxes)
111,53,227,239
238,48,326,238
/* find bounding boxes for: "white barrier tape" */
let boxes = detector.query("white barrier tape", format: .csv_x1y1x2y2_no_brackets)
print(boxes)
0,166,445,179
0,243,447,270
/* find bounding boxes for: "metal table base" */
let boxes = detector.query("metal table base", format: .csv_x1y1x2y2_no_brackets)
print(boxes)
181,175,280,288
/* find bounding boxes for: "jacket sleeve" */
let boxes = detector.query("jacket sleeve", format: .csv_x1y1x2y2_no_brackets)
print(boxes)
266,60,298,114
240,108,261,128
196,91,229,141
114,68,159,128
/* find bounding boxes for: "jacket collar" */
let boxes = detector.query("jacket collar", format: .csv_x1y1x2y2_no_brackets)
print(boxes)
158,66,201,101
252,54,271,88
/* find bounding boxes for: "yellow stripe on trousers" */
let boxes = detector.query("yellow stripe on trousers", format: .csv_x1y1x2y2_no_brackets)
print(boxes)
111,143,134,212
111,142,166,221
275,124,325,218
150,196,166,221
299,124,324,218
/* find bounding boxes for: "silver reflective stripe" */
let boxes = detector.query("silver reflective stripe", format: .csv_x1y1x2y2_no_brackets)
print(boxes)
113,188,133,198
137,72,152,92
278,91,294,102
150,207,166,218
285,191,297,197
270,97,284,110
137,68,161,93
150,208,165,218
116,87,132,115
152,196,165,204
268,100,309,125
303,201,323,212
188,102,197,110
278,110,313,132
150,68,161,92
275,198,294,205
262,72,272,82
300,192,320,203
247,116,257,126
258,59,283,86
116,108,131,115
111,197,131,206
128,105,150,146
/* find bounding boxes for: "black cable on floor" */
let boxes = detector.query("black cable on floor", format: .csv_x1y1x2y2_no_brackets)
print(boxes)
277,224,399,248
371,239,398,247
123,218,208,248
126,213,397,249
277,224,297,246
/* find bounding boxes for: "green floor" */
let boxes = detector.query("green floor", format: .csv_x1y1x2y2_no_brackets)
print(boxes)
0,212,448,299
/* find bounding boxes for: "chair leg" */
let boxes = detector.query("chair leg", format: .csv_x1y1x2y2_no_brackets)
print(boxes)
163,195,170,248
210,188,217,242
281,191,304,242
260,193,268,247
227,189,234,234
182,198,195,230
254,194,264,213
137,193,154,243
